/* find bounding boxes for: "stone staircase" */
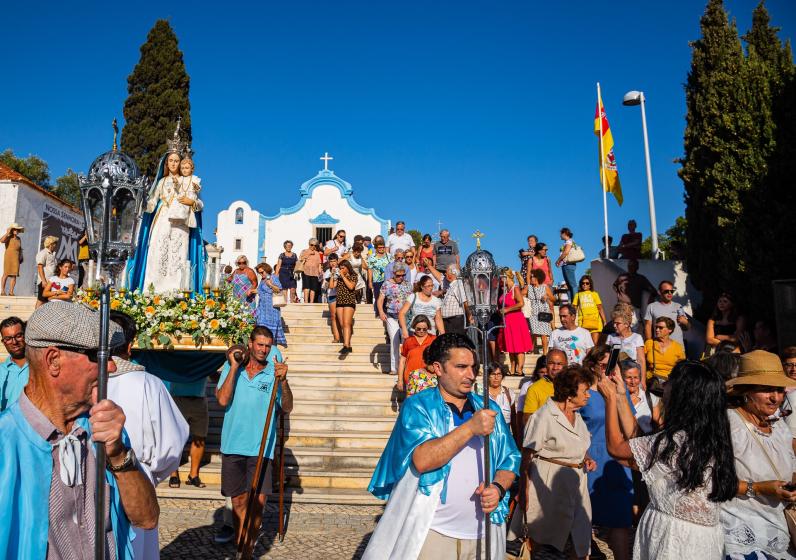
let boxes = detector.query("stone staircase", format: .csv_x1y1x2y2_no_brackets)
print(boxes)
0,297,538,505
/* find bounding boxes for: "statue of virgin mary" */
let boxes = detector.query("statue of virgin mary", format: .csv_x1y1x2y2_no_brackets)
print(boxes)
127,120,206,293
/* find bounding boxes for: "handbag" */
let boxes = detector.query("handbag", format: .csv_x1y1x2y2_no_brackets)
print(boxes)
294,253,305,275
565,242,585,263
531,285,554,323
734,408,796,548
405,294,419,326
272,291,287,308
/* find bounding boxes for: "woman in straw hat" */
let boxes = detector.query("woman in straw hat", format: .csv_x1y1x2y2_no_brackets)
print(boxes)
721,350,796,559
0,223,24,296
599,359,738,559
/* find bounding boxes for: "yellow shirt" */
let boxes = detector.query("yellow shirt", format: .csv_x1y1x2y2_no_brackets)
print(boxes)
523,377,554,414
644,338,686,379
572,290,603,332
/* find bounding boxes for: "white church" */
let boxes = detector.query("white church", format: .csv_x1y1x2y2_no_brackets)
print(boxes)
216,154,390,266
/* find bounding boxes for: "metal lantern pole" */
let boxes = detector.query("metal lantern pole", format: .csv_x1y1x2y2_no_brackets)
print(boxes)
93,179,113,560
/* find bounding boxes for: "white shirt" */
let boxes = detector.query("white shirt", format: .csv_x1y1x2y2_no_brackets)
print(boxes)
631,390,659,434
550,327,594,364
324,239,349,258
47,275,75,294
108,361,190,560
430,416,485,539
606,332,645,361
517,378,534,413
387,232,415,255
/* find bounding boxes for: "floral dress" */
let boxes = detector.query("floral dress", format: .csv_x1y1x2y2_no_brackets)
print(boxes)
255,274,287,346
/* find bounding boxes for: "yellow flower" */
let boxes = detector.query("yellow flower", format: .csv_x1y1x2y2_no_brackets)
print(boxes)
90,300,99,309
153,296,162,305
175,321,182,327
159,323,166,332
179,301,188,310
145,306,155,315
190,320,199,329
206,299,216,308
209,319,220,330
110,299,120,310
220,303,226,311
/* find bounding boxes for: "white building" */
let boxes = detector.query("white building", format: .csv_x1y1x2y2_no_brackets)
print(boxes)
216,157,389,267
0,162,83,296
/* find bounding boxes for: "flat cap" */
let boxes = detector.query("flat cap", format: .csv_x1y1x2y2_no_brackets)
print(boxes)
25,301,124,350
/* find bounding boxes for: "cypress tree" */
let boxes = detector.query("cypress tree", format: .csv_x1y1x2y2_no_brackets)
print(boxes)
121,20,191,178
739,2,795,316
678,0,759,316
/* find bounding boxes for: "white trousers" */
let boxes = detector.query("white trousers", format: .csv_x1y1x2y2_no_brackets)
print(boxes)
385,316,402,373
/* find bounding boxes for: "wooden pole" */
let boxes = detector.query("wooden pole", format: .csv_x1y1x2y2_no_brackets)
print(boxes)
277,410,286,542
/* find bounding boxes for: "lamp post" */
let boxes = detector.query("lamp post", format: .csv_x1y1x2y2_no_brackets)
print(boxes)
78,120,148,560
622,90,660,259
461,231,504,560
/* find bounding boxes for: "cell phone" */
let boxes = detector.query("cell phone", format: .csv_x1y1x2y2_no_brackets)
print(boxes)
606,344,622,375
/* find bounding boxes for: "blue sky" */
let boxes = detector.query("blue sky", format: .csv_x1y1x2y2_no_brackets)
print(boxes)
1,0,793,272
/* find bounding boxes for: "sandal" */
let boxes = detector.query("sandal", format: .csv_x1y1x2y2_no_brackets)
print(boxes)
186,475,206,488
168,475,180,488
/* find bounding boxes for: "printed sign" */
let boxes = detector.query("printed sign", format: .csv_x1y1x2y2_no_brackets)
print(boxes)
40,201,84,267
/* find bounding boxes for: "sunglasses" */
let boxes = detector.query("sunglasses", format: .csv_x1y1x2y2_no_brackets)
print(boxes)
55,345,123,363
237,261,246,265
394,273,406,278
662,289,675,295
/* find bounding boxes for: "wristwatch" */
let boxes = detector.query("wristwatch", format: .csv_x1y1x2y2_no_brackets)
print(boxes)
107,447,138,473
745,480,757,498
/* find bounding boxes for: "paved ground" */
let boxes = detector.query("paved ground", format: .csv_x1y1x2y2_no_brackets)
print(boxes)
159,498,619,559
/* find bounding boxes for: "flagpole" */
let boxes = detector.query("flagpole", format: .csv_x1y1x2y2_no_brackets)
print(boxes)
597,82,609,258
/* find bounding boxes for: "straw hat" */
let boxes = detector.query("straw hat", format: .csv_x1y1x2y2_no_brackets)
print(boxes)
7,223,24,233
726,350,795,391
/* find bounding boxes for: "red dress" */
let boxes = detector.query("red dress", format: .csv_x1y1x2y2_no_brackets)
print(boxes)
417,246,435,272
498,290,533,353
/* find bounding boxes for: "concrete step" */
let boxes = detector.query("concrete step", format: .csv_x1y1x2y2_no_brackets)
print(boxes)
156,483,384,505
285,324,387,335
284,351,390,364
209,400,399,419
285,361,390,373
284,342,391,354
286,372,396,388
285,334,388,344
205,415,395,437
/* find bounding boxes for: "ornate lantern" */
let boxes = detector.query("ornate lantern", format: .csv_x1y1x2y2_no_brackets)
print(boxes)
78,120,148,271
461,234,500,328
77,120,149,560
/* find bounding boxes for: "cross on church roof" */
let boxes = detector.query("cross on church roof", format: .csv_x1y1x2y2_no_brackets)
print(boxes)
320,152,333,171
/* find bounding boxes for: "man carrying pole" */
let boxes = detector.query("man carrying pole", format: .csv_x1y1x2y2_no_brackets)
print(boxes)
362,333,520,560
215,326,293,553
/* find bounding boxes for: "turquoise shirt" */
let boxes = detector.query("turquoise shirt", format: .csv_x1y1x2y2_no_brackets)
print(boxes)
217,347,283,458
0,357,29,412
0,402,135,559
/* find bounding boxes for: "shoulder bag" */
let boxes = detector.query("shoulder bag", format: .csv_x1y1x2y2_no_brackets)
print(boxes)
294,252,306,275
734,408,796,548
565,241,586,263
532,285,554,323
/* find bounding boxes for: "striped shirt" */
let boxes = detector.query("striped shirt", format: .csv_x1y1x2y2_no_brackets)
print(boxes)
18,393,117,560
441,279,467,318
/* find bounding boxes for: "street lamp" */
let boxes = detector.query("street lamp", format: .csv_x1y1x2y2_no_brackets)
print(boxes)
78,120,148,560
461,231,504,560
622,90,660,259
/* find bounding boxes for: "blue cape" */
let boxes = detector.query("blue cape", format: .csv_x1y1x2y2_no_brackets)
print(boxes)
127,153,206,292
0,402,134,559
368,387,520,524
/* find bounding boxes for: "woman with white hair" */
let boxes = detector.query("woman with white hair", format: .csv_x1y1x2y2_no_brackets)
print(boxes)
377,261,412,375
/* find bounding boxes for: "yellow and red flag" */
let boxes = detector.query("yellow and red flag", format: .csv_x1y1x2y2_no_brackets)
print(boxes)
594,87,623,206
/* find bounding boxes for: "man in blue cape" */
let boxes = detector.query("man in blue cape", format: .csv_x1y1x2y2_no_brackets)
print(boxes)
363,333,520,559
0,301,160,559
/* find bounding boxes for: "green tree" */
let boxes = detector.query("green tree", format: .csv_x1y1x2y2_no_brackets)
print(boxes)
641,217,687,261
407,229,423,249
121,19,191,178
0,149,51,186
678,0,761,317
52,169,81,207
740,2,796,311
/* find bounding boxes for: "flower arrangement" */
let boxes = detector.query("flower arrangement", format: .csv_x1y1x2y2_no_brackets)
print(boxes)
75,282,254,349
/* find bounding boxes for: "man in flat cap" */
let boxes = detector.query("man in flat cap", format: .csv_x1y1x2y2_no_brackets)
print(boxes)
0,301,160,559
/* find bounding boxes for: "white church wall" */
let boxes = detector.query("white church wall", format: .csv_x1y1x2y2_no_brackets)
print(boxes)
262,184,385,263
216,200,261,268
0,183,20,291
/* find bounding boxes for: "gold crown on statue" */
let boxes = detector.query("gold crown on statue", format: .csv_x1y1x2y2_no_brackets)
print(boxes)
166,116,187,156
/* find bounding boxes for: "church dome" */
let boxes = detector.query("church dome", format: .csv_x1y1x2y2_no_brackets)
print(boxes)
87,150,141,183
